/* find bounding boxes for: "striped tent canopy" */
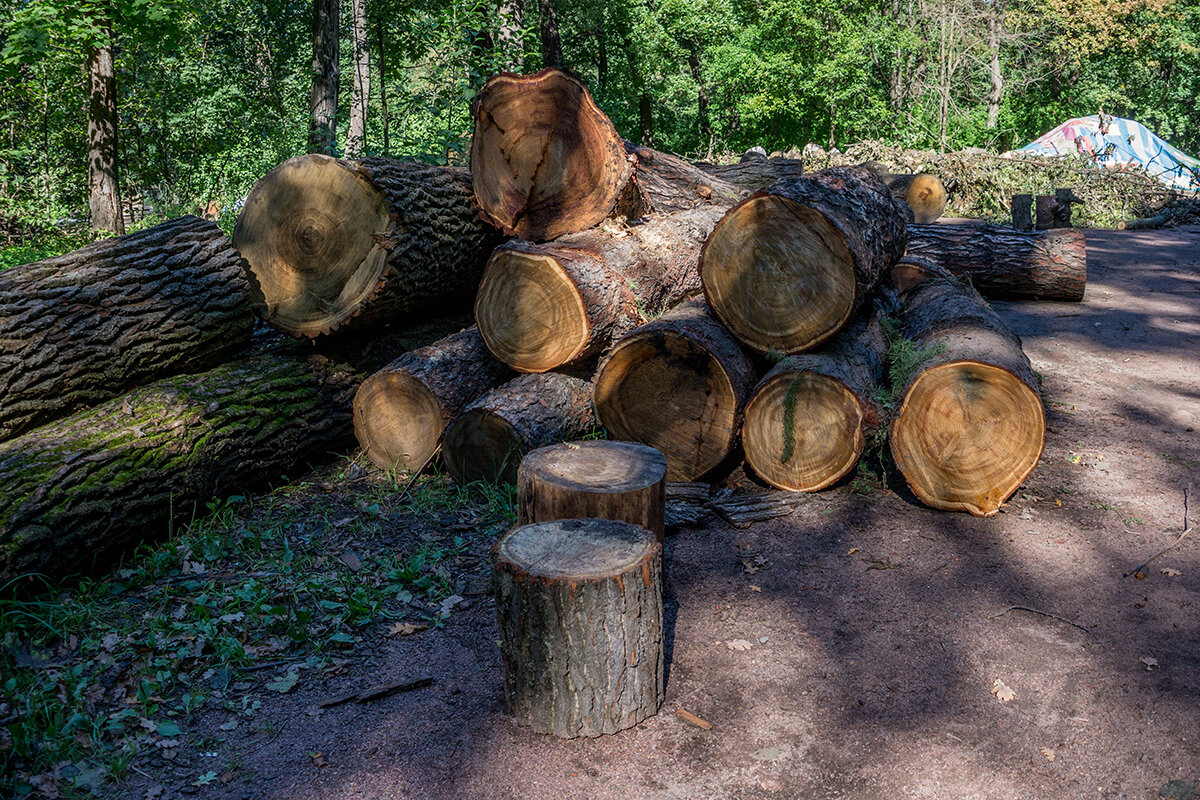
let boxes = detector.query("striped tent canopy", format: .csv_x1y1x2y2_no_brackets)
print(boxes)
1018,115,1200,191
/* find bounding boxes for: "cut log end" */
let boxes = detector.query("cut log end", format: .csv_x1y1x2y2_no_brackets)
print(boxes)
353,371,442,472
471,69,633,241
902,174,949,224
743,371,866,492
233,154,389,337
474,248,589,372
497,518,659,580
702,195,855,354
443,409,523,485
891,361,1045,516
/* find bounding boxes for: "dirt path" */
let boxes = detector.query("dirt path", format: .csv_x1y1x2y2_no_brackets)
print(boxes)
131,226,1200,800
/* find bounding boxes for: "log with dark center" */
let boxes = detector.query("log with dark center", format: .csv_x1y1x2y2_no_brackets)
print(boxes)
353,326,511,472
517,441,667,540
233,154,499,338
890,273,1045,516
700,166,908,354
905,223,1086,302
471,69,741,241
474,206,724,372
442,372,595,485
742,309,885,491
494,518,663,738
0,216,256,443
593,300,755,481
0,354,356,584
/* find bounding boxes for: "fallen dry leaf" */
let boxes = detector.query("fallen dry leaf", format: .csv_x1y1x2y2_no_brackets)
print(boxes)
1140,655,1159,670
1161,568,1182,577
990,678,1016,703
386,621,426,637
726,639,753,652
748,584,762,592
847,547,860,555
1041,747,1056,762
338,551,363,572
676,708,713,730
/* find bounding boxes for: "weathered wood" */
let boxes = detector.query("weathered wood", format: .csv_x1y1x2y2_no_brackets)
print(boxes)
475,206,724,372
742,309,885,491
493,518,663,738
0,216,256,443
1011,193,1033,231
700,166,908,354
233,154,499,338
353,326,511,472
594,300,756,481
0,354,356,584
442,372,595,485
890,272,1045,516
905,223,1086,302
517,441,667,540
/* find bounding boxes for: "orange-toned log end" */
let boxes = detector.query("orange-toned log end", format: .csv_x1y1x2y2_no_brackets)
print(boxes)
471,69,633,241
890,361,1045,516
743,372,867,492
902,174,949,224
353,370,442,472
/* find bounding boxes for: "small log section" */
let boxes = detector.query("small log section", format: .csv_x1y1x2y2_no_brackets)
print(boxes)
742,310,885,491
470,69,741,241
474,205,725,372
700,166,908,354
494,518,664,738
1011,194,1033,231
0,354,355,583
882,173,949,224
890,273,1045,516
594,300,755,481
233,154,499,337
353,326,511,472
517,441,667,540
0,216,256,442
442,372,595,485
905,223,1086,302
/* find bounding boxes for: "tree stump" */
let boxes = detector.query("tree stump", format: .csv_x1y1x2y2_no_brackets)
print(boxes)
493,518,664,738
1011,194,1033,231
517,441,667,540
1034,195,1059,230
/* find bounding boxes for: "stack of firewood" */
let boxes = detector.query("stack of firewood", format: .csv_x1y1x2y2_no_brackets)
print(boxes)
0,68,1088,585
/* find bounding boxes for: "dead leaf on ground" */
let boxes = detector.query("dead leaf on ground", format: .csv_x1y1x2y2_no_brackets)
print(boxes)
1041,747,1056,762
1140,655,1159,671
726,639,753,652
676,709,713,730
338,551,363,571
1161,568,1182,576
748,584,762,592
439,594,466,616
309,751,328,768
749,747,782,761
386,621,426,637
990,678,1016,703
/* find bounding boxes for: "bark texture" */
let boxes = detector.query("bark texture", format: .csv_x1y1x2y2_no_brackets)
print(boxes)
346,0,371,159
308,0,340,155
0,354,356,584
494,519,664,738
0,216,256,442
353,326,511,471
442,372,595,485
86,23,124,235
905,223,1086,302
517,441,667,540
695,156,804,191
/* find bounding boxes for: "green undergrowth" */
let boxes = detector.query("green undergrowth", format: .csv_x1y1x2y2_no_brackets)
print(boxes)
0,465,515,798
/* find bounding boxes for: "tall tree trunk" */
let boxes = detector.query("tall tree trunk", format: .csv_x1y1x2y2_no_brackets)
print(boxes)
639,92,654,147
684,41,711,156
346,0,370,158
985,6,1004,129
376,17,390,155
86,19,124,235
498,0,525,71
308,0,340,155
538,0,563,67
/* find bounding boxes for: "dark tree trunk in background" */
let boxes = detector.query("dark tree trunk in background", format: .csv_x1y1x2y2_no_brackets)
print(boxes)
346,0,370,158
684,40,711,155
639,92,654,147
538,0,563,67
376,17,390,155
86,20,124,235
985,4,1004,129
498,0,525,71
308,0,340,154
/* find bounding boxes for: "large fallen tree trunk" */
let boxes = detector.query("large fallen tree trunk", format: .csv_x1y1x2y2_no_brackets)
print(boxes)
904,224,1086,302
233,154,500,338
742,309,886,492
890,273,1045,517
475,205,725,372
0,354,356,584
593,300,755,481
442,372,595,485
700,166,908,354
353,326,511,472
0,216,256,443
470,69,742,241
694,156,804,191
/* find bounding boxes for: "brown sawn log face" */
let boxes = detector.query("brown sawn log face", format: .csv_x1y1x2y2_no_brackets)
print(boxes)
0,216,256,443
353,326,511,472
890,274,1045,517
743,310,885,492
0,354,356,584
233,154,499,338
494,518,664,738
905,224,1086,302
700,166,908,354
594,300,756,481
442,372,595,485
474,206,726,372
517,441,667,540
882,173,948,224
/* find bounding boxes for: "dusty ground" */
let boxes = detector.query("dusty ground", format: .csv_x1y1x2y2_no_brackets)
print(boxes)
124,226,1200,800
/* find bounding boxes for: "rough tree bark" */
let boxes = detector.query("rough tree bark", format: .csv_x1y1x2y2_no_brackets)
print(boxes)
538,0,562,67
233,154,500,337
377,17,390,154
308,0,340,155
0,216,256,442
498,0,524,70
346,0,371,158
86,19,124,235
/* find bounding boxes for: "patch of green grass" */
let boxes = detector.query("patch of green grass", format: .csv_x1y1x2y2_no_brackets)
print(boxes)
0,231,91,270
